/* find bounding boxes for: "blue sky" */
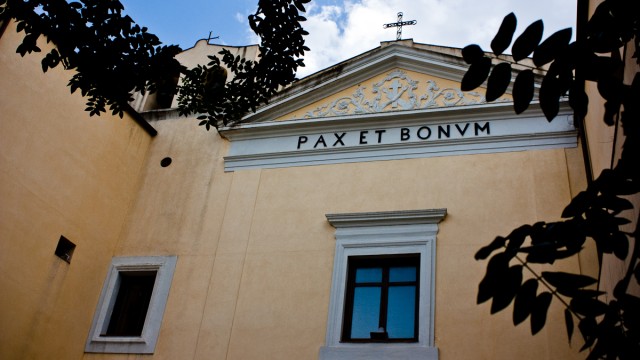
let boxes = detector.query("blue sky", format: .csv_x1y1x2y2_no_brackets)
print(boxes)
119,0,577,77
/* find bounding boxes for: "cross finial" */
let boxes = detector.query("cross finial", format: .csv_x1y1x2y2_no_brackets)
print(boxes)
207,31,220,43
383,12,417,40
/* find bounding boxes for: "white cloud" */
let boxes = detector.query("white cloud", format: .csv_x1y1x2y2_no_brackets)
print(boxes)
296,0,576,77
235,12,245,24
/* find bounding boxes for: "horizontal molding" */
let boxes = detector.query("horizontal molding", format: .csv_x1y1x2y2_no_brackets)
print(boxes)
223,131,576,171
221,103,575,171
326,209,447,228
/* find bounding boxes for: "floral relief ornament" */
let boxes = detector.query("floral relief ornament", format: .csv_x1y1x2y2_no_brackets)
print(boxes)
303,70,508,119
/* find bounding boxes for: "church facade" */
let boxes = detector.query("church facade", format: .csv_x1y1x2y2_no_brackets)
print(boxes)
1,18,598,360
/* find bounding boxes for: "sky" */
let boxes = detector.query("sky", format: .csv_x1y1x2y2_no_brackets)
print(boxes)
119,0,577,77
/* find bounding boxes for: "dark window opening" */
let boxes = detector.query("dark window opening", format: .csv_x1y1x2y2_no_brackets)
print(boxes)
342,254,419,343
104,271,157,337
54,235,76,263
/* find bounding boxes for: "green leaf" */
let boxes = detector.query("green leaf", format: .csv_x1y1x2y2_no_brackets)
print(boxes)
491,13,517,56
532,28,573,67
513,278,538,326
531,291,552,335
512,20,544,62
541,271,597,289
461,57,491,91
564,308,574,343
486,63,512,102
462,44,484,64
512,70,534,114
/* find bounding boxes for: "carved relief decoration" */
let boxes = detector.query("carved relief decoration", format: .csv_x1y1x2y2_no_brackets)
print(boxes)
302,70,509,119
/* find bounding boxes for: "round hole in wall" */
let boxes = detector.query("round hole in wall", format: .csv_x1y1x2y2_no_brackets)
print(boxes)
160,157,172,167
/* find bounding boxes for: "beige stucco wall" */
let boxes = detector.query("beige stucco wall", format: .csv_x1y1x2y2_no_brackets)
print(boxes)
1,18,596,360
583,0,640,300
95,108,590,359
0,21,153,359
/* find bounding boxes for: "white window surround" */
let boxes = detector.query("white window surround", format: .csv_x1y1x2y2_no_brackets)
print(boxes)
85,256,177,354
320,209,446,360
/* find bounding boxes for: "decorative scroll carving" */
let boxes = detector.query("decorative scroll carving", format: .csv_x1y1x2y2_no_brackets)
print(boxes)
303,70,509,119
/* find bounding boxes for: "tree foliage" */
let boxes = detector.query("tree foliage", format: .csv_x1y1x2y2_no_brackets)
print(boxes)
464,1,640,358
0,0,183,117
178,0,310,128
0,0,310,127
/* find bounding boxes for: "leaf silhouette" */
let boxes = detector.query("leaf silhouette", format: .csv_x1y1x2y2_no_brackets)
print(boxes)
533,28,573,67
491,13,517,56
539,75,561,121
512,20,544,62
513,278,538,326
541,271,597,289
531,291,552,335
486,63,512,102
462,44,485,64
461,57,491,91
512,70,534,114
564,308,574,343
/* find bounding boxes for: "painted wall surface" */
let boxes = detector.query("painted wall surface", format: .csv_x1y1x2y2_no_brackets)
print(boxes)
583,0,640,300
1,19,597,360
0,22,153,359
98,110,590,360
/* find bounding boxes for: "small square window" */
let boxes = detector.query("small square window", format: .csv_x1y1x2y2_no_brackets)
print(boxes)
54,235,76,263
85,256,176,354
104,271,157,337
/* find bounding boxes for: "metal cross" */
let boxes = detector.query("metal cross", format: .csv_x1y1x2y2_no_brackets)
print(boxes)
383,12,417,40
207,31,220,43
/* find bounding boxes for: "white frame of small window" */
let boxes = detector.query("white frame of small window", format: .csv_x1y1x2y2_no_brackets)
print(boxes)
85,256,177,354
320,209,445,360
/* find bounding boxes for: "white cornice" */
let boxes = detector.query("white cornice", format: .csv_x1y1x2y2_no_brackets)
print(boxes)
326,209,447,228
220,99,575,172
220,102,567,140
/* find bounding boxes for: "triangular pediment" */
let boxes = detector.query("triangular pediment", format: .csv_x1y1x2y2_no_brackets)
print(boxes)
241,41,512,124
277,68,511,121
219,41,574,172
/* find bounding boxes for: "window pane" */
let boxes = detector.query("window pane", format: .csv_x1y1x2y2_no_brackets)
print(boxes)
355,267,382,283
106,271,157,336
386,286,416,339
389,266,417,282
350,287,381,339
